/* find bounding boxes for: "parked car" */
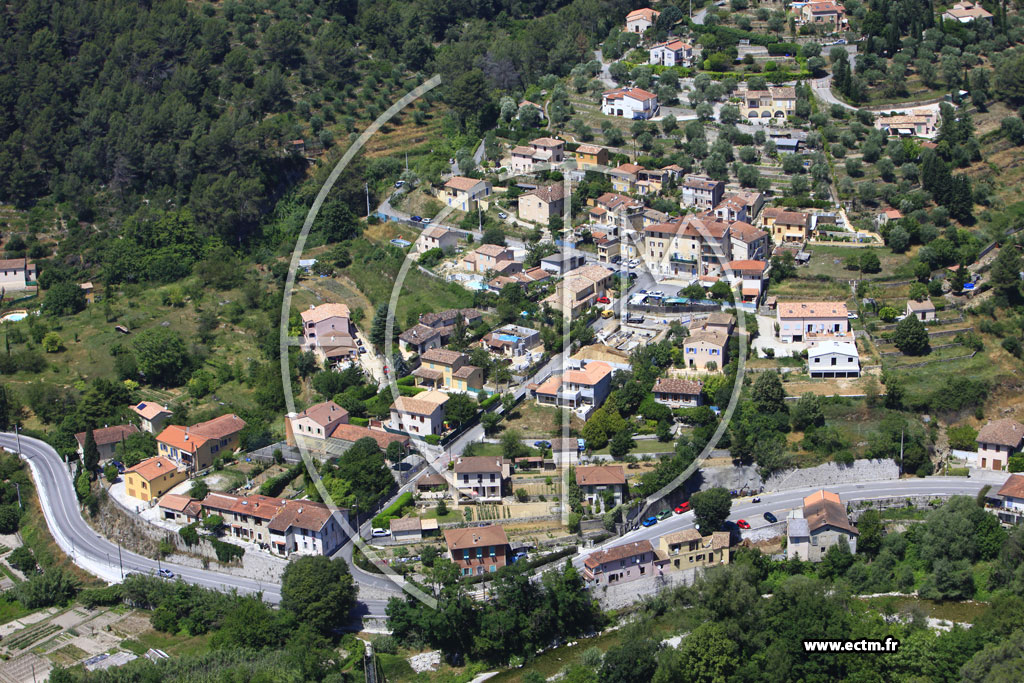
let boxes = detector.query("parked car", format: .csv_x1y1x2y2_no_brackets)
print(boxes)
422,217,431,223
656,509,673,521
641,516,658,527
112,460,125,473
394,180,405,188
848,312,858,319
596,296,611,304
410,215,422,222
158,569,174,579
736,519,751,530
674,502,691,514
533,440,551,448
511,551,528,563
601,310,615,319
371,528,389,537
498,212,508,219
763,512,778,523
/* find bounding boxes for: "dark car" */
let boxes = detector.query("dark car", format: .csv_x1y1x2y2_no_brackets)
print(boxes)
112,460,125,473
674,502,690,514
736,519,751,530
763,512,777,523
410,215,423,222
641,516,658,527
533,440,551,448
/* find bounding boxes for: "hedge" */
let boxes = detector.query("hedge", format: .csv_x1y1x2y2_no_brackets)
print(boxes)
424,434,441,445
398,385,426,397
371,492,415,529
211,538,245,563
397,375,416,387
479,394,500,410
259,463,303,497
350,416,369,427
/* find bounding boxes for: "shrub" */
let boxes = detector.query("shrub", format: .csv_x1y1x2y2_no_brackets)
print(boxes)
424,434,441,445
179,524,200,547
7,546,36,573
210,538,245,563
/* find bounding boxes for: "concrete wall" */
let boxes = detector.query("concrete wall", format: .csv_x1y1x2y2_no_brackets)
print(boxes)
591,567,699,610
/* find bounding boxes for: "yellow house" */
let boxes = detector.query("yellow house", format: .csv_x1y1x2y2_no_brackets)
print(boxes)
124,456,187,502
574,144,609,167
657,529,732,571
413,348,484,394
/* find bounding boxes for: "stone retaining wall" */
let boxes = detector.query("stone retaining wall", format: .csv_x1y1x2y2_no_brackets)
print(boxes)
592,568,698,610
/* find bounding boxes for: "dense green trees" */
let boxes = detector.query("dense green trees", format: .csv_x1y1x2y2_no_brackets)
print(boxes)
892,314,930,356
132,328,191,386
691,487,732,533
280,555,357,634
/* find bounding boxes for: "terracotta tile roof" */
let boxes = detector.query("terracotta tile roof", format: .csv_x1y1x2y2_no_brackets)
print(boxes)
391,390,449,416
662,529,701,545
329,424,409,450
652,39,691,51
575,144,604,155
977,419,1024,448
584,540,654,569
998,474,1024,499
534,375,564,396
418,472,448,487
523,183,565,203
191,414,246,440
158,493,197,512
626,7,660,21
653,378,703,395
0,258,31,270
511,145,535,156
421,348,466,365
727,259,767,273
729,222,767,243
530,137,564,148
565,360,612,386
399,323,441,344
444,525,509,551
803,490,857,535
711,531,731,550
686,328,729,348
423,226,455,239
453,457,503,474
300,303,350,324
413,366,444,381
75,424,139,448
156,425,210,453
683,175,722,190
706,313,736,326
575,465,626,486
294,401,349,434
474,244,509,258
445,176,485,191
126,456,182,482
268,500,337,533
612,163,644,176
566,264,613,284
603,86,657,102
777,301,849,319
763,208,809,226
203,492,285,520
453,365,479,378
130,402,171,421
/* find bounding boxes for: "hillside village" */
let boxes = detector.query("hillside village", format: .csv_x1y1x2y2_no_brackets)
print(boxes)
4,0,1024,681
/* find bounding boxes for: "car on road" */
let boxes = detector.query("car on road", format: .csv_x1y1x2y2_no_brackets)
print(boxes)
533,440,551,448
394,180,405,188
410,215,422,222
371,528,389,537
627,272,638,280
641,516,658,527
498,212,508,219
422,217,431,223
601,309,615,319
638,289,647,294
657,509,673,521
674,502,691,514
736,519,751,529
158,569,174,579
763,512,777,523
596,296,610,304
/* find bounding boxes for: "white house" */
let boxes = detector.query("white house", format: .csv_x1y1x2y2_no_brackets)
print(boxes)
976,418,1024,471
575,465,626,512
443,176,492,212
906,299,936,322
625,7,660,33
649,39,692,67
602,87,659,120
0,258,37,291
453,457,508,503
776,302,850,343
996,475,1024,525
807,340,860,378
942,2,993,23
389,390,449,437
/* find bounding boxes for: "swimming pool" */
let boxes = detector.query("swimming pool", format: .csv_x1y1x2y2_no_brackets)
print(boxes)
1,310,28,322
495,334,520,343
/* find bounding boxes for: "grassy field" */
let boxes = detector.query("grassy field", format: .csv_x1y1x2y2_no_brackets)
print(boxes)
769,276,853,300
594,439,674,456
803,244,911,281
122,628,213,658
499,401,584,437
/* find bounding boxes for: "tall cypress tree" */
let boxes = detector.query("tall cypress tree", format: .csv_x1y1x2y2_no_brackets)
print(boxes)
83,428,100,473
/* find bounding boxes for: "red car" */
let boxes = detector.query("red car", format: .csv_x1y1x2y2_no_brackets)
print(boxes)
737,519,751,529
596,296,611,304
673,502,690,514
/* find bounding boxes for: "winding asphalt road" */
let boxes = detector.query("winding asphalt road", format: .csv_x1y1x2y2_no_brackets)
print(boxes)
0,432,390,618
574,476,998,569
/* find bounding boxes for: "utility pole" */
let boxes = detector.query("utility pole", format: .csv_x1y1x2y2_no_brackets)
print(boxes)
365,182,370,218
118,538,124,580
899,428,905,477
13,482,20,509
14,422,21,456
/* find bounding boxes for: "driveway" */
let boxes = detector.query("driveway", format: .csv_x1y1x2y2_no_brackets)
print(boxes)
750,314,806,358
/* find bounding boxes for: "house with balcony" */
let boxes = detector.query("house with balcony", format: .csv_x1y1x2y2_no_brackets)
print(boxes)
445,525,510,577
652,378,704,408
787,490,858,562
808,340,860,378
719,191,765,222
995,474,1024,525
681,175,725,209
300,303,359,365
576,465,626,511
649,39,693,67
583,540,656,586
602,86,659,120
75,424,139,462
413,348,484,394
776,301,850,343
761,208,811,244
481,324,541,357
453,457,509,504
443,176,492,212
201,492,348,557
416,226,459,255
798,1,846,28
157,414,246,474
541,265,614,319
658,529,732,571
533,360,613,416
684,328,729,372
596,237,620,264
875,110,938,139
726,259,768,302
518,183,565,225
589,193,645,235
610,163,644,194
976,418,1024,471
389,390,450,437
739,86,797,122
508,137,566,174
